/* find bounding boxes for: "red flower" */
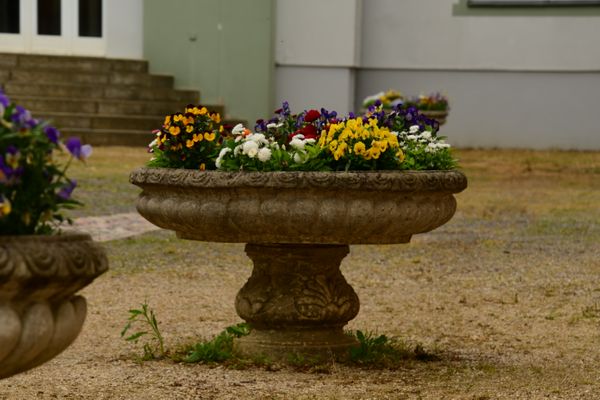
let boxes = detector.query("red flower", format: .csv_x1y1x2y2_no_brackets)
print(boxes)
301,124,318,139
304,109,321,123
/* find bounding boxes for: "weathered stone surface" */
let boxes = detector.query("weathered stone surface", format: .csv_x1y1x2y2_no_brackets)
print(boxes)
130,169,467,245
130,168,467,360
235,244,359,360
0,233,108,379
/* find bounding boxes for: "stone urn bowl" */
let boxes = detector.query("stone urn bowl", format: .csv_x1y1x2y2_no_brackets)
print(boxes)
130,168,467,361
420,110,448,125
0,233,108,379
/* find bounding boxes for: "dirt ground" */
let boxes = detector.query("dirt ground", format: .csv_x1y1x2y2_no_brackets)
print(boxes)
1,147,599,399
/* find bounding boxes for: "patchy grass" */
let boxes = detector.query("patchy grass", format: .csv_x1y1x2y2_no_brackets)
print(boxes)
3,148,600,399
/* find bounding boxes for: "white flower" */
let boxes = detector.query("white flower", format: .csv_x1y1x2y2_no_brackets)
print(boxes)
293,152,307,164
235,135,243,143
232,123,245,135
406,135,417,141
289,137,305,151
390,131,399,137
248,133,269,145
363,92,385,104
148,138,158,148
266,122,283,129
305,138,316,144
218,147,232,158
233,145,242,156
257,147,272,162
421,131,432,140
409,125,420,134
242,141,259,158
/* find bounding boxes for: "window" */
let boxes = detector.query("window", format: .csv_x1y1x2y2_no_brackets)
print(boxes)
0,0,20,34
79,0,102,37
38,0,61,36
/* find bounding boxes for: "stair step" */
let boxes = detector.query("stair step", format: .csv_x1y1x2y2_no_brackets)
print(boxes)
3,82,199,102
61,117,247,147
38,112,162,131
7,69,174,88
0,53,148,73
8,96,225,117
61,128,152,147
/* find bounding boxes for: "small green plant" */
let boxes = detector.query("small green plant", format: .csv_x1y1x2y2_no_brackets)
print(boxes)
183,323,250,364
348,330,439,367
121,301,166,361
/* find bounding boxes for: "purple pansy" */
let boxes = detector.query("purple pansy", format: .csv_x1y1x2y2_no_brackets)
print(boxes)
65,137,92,160
57,179,77,200
0,91,9,108
44,126,60,144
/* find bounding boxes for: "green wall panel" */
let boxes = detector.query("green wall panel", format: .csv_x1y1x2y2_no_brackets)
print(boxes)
144,0,274,125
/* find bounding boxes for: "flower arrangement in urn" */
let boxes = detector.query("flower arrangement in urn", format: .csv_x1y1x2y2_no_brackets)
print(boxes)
0,91,107,379
133,101,466,362
148,101,456,171
362,90,450,125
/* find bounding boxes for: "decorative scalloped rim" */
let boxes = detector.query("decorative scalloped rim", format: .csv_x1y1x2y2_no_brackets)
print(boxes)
130,168,467,193
0,232,108,282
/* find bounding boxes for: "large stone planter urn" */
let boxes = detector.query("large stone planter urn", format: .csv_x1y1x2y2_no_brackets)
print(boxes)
0,233,108,379
130,168,467,360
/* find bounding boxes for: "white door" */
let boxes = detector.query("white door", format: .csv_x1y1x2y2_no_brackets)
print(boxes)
0,0,106,56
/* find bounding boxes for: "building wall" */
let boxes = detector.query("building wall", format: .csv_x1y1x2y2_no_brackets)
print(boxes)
105,0,143,59
357,0,600,150
143,0,274,124
274,0,362,115
274,0,600,149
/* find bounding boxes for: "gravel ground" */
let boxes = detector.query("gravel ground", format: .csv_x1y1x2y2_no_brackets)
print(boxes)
1,148,599,399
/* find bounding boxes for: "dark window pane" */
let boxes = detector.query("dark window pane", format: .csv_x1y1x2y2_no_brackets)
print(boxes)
38,0,61,36
0,0,20,34
79,0,102,37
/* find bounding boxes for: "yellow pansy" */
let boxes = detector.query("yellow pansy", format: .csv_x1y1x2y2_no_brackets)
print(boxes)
173,114,184,123
199,163,206,171
210,113,221,124
186,139,194,148
0,197,11,217
169,126,181,136
396,149,405,162
204,132,216,141
368,146,381,160
163,115,171,126
353,142,366,155
328,140,338,152
186,125,194,133
193,133,203,142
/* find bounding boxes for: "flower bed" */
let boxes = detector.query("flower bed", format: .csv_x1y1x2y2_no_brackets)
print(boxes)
147,101,456,172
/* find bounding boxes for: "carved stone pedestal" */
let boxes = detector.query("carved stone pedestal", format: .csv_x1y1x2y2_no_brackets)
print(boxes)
235,244,359,360
131,168,468,364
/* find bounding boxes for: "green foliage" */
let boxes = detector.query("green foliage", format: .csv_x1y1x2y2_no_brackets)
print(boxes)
121,301,166,360
183,323,250,364
348,330,439,367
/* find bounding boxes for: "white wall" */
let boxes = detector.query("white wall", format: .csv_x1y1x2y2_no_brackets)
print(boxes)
358,69,600,150
105,0,143,59
275,0,361,114
361,0,600,71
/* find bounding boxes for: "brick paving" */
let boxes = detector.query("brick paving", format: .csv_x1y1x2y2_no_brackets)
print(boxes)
68,212,160,242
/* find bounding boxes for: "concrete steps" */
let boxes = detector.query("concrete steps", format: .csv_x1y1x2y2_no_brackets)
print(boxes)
0,53,239,146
